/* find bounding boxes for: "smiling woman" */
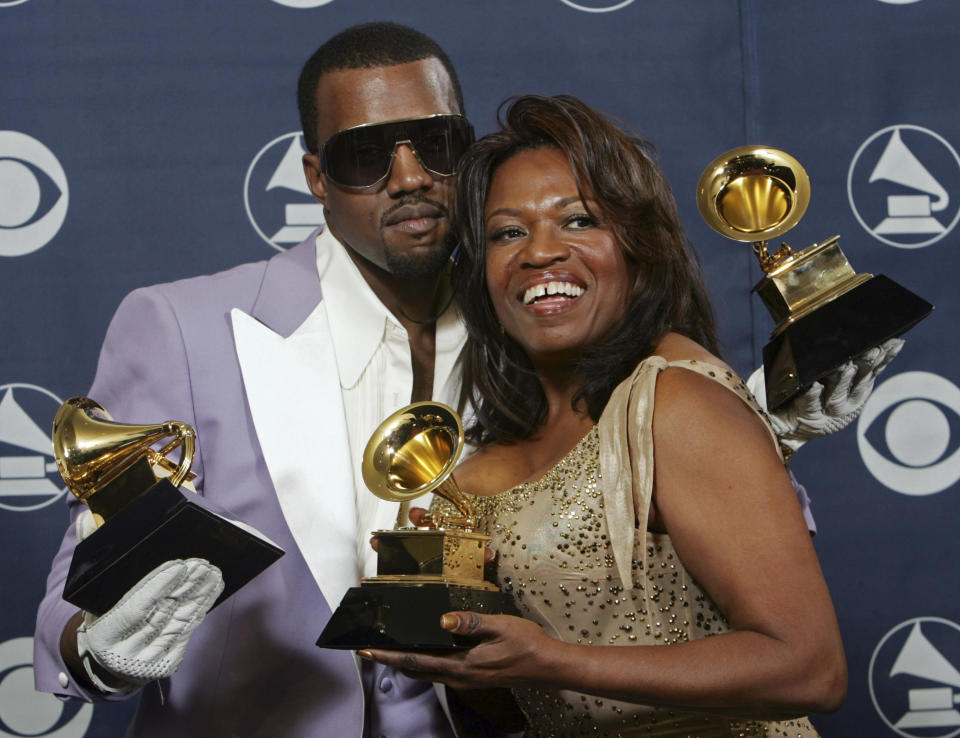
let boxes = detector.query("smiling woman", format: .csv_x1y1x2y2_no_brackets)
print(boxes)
361,96,848,737
455,96,722,442
482,147,632,368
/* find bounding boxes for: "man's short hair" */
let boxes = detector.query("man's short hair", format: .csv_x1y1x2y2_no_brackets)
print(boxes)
297,21,465,154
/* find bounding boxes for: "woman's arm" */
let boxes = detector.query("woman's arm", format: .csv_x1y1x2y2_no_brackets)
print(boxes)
626,366,847,714
362,367,847,719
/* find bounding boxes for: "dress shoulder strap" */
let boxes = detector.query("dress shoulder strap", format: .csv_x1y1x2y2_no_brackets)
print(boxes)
597,355,781,591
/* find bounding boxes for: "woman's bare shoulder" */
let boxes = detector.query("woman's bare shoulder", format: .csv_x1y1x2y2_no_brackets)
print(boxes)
650,335,771,453
455,443,528,497
652,332,732,372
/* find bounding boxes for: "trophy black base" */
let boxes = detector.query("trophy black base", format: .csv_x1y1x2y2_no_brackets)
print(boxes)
64,479,285,616
763,274,933,411
316,582,517,651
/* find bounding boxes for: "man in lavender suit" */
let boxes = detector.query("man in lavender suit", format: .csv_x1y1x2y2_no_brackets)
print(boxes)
34,22,488,738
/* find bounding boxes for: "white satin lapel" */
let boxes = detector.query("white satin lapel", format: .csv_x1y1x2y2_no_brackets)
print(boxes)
231,305,359,611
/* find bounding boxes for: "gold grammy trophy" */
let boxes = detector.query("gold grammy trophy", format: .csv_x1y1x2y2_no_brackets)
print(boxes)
697,146,933,411
53,397,283,616
316,401,513,650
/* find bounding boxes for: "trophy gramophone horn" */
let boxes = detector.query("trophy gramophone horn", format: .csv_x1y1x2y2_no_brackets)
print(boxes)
362,401,473,527
53,397,195,509
697,145,810,270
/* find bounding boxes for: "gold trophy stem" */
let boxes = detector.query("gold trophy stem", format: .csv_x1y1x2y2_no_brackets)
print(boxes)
753,239,796,273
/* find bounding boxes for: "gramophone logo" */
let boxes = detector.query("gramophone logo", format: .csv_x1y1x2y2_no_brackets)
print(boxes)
0,637,92,737
870,618,960,738
858,372,960,496
0,131,69,257
848,125,960,249
558,0,634,10
244,131,324,252
270,0,335,6
0,384,68,512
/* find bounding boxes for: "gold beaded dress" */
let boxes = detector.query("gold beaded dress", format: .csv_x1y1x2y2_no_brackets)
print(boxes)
437,357,820,738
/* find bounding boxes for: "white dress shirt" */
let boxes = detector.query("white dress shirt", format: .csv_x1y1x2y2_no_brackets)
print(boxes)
315,229,466,578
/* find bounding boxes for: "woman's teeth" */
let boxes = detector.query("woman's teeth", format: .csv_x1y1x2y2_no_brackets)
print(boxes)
523,281,585,305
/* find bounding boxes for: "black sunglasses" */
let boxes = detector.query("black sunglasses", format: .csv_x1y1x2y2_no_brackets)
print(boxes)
318,114,475,189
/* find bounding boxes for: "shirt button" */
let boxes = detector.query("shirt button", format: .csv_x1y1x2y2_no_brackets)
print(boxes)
58,672,69,688
379,676,394,693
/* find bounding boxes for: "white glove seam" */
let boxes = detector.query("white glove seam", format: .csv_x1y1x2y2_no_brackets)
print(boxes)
77,558,224,687
77,620,146,693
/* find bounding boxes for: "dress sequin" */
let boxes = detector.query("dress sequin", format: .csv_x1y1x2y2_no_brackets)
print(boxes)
436,359,821,737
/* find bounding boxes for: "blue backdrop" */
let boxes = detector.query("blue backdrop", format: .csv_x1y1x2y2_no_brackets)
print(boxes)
1,1,958,735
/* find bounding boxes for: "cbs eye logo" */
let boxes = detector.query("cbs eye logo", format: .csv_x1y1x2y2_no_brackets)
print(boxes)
857,371,960,496
0,638,92,737
0,132,69,257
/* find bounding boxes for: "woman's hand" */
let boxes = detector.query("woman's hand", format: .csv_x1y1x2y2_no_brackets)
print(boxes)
359,611,562,690
407,506,430,526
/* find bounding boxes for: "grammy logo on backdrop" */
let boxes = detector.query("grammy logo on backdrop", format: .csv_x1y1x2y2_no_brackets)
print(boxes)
697,146,933,411
244,132,326,251
888,623,960,730
869,129,949,237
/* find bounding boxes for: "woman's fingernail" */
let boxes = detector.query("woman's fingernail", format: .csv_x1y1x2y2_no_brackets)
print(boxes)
357,650,373,659
440,614,460,630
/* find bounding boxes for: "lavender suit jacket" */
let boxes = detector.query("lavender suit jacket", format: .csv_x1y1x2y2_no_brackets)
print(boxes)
33,231,457,738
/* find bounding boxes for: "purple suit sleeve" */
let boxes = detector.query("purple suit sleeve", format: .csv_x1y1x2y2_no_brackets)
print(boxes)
790,471,817,535
33,286,201,701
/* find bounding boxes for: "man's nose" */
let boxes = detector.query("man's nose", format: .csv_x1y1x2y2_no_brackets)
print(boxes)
386,143,434,195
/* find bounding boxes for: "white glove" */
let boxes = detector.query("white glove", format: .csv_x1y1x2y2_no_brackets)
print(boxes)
73,511,224,693
748,338,904,453
74,507,100,542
